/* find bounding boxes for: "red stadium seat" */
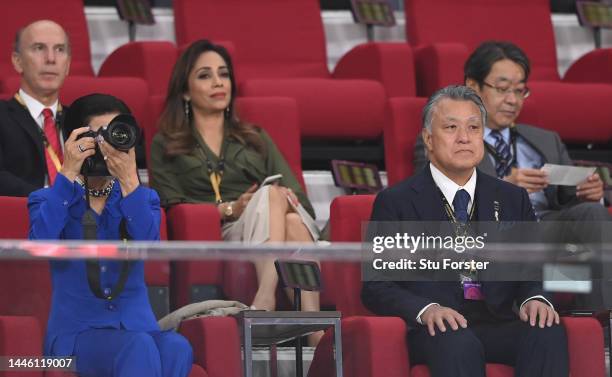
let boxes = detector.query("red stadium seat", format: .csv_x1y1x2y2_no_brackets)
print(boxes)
235,97,305,189
384,97,426,185
0,0,94,80
329,195,376,317
98,41,180,98
166,203,225,309
171,0,412,142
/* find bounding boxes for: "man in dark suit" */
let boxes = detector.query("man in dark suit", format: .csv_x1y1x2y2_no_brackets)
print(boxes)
363,85,568,377
414,41,609,222
0,20,70,196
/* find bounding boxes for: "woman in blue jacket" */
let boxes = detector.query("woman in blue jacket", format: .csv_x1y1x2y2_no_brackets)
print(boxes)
28,94,193,377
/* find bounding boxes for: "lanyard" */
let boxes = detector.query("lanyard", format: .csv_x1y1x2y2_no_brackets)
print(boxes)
439,189,479,275
14,93,63,172
197,138,228,204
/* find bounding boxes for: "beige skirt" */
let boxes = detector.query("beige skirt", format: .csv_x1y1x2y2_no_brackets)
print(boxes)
222,185,320,244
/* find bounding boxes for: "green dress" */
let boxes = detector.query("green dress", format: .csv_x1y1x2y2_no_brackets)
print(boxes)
150,127,316,219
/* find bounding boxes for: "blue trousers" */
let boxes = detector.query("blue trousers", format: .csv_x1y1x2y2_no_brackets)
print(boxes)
73,329,193,377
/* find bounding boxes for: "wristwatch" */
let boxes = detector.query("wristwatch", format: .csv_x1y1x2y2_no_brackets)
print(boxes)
224,201,234,219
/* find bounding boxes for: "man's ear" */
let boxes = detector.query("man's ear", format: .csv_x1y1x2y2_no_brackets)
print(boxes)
422,128,433,152
11,52,23,75
465,78,480,93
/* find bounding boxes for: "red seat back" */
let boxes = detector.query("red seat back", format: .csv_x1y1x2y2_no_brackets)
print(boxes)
235,97,305,189
405,0,560,81
166,204,224,309
0,0,93,79
0,196,51,334
329,195,376,317
526,82,612,143
385,97,427,185
173,0,329,83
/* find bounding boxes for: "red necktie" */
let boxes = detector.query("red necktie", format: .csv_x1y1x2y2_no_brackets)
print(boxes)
42,108,63,185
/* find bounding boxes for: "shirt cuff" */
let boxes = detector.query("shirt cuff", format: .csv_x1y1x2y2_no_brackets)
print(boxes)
416,303,439,325
520,295,555,312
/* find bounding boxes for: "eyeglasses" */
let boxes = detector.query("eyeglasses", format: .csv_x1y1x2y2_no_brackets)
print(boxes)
482,82,530,99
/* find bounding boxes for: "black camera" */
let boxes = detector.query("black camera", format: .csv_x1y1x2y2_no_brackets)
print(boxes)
77,114,140,176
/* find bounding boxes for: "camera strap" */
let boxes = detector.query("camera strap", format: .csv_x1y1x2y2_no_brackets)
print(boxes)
81,176,132,300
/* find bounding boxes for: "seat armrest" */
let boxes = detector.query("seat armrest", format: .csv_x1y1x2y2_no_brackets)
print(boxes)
179,316,241,377
308,316,409,377
561,316,606,377
563,48,612,84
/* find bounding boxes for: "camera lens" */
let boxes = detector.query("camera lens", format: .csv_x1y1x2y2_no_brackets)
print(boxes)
105,121,137,150
110,124,132,146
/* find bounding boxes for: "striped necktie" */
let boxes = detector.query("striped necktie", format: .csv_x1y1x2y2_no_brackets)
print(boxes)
489,130,511,178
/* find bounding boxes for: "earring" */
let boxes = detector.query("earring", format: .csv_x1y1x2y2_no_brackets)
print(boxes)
224,107,230,119
184,100,191,118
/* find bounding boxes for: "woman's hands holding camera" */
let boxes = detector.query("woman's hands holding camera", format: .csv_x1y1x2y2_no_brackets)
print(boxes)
99,140,139,197
60,127,96,182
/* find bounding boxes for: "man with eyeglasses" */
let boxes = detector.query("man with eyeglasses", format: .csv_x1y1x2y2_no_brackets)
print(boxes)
415,41,609,223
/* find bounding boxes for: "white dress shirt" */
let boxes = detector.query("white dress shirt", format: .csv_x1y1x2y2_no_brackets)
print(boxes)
18,89,62,187
19,88,59,130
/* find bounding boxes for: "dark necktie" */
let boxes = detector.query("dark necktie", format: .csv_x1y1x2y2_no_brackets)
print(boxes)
42,108,63,185
489,130,511,178
452,189,470,223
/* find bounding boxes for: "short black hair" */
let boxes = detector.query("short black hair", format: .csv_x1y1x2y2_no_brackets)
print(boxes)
464,41,530,86
63,93,132,140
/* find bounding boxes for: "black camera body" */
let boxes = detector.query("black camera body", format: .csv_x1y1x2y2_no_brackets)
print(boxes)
77,114,140,176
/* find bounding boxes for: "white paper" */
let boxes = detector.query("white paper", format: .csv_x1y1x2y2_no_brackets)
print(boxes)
540,164,596,186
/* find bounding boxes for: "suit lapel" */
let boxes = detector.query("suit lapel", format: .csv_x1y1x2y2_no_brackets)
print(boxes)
475,171,497,222
478,149,497,177
410,166,448,221
7,98,45,162
514,125,550,163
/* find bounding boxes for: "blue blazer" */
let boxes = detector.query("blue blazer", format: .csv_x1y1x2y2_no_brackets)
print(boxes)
28,174,161,356
361,165,542,326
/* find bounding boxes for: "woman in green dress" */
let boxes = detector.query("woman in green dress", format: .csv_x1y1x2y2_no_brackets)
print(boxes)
150,40,321,341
